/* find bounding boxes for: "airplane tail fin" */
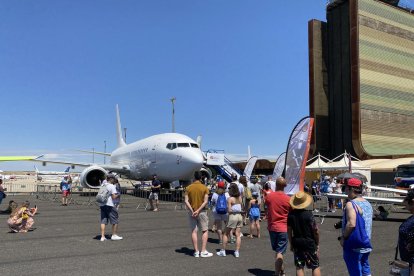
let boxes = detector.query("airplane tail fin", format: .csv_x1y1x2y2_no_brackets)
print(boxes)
196,135,202,148
247,145,251,160
64,167,70,173
116,104,127,148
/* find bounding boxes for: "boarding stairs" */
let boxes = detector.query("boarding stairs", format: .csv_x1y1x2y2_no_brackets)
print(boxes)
215,158,242,182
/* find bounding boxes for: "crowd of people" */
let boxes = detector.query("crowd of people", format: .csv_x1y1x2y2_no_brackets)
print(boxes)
3,170,414,275
185,172,414,276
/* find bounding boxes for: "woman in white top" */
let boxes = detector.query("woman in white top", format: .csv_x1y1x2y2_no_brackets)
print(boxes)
211,181,230,244
216,183,243,258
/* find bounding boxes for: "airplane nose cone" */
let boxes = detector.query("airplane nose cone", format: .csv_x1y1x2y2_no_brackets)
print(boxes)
182,151,204,170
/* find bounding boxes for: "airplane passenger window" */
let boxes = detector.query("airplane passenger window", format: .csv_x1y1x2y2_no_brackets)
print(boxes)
177,143,190,147
190,143,199,148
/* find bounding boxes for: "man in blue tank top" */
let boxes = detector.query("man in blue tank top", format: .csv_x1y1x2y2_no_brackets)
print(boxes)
340,177,373,276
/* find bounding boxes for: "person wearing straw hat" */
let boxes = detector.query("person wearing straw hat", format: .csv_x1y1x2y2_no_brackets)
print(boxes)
287,191,321,276
340,177,372,276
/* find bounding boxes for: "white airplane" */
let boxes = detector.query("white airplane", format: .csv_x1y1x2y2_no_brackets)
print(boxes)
35,165,71,176
34,105,205,189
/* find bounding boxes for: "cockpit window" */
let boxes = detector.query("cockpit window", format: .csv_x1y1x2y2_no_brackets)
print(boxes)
177,143,190,147
166,143,177,150
190,143,199,148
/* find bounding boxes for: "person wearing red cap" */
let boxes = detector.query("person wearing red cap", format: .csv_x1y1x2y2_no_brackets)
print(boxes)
210,181,230,245
340,177,373,276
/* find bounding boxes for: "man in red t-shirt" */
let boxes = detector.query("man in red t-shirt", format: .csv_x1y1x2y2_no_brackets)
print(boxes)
265,177,292,276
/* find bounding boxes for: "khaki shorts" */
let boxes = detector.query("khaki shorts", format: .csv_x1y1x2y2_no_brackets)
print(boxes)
188,211,209,232
227,213,243,229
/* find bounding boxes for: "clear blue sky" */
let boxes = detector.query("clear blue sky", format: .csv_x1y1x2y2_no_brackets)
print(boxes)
1,0,328,171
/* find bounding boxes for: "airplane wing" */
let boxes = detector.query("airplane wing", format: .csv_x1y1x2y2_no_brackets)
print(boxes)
33,156,130,174
75,149,111,156
325,193,404,204
368,185,408,194
0,156,38,161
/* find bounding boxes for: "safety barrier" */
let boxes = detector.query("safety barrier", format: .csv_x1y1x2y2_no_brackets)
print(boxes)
312,195,330,224
2,182,187,211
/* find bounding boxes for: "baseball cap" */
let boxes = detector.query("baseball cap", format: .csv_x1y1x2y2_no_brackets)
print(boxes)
217,181,225,189
347,178,362,187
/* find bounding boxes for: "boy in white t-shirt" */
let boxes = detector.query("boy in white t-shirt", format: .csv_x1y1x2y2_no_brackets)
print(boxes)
99,174,122,241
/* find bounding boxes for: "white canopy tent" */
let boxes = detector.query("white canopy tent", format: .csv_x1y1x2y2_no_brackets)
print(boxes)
306,152,372,184
306,154,330,171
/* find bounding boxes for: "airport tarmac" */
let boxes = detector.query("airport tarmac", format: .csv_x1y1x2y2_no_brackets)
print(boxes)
0,194,408,276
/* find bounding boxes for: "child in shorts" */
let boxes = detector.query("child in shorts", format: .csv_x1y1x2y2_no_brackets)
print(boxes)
248,193,261,238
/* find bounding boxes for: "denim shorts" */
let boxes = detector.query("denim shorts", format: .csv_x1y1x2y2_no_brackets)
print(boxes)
269,231,288,254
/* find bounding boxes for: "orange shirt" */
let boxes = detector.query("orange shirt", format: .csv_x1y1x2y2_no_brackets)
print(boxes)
186,181,209,211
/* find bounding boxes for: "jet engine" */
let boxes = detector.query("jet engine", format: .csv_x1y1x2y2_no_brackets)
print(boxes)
80,165,107,189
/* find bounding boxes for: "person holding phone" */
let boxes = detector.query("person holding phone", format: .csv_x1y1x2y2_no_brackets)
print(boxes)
8,201,38,233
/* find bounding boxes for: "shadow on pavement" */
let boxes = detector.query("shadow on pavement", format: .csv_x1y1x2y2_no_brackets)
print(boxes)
248,268,275,275
175,247,194,257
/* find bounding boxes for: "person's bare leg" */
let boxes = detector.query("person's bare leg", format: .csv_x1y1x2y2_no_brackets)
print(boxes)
235,227,241,252
201,230,208,252
191,227,199,252
256,220,261,238
275,253,284,276
312,268,321,276
112,224,118,236
296,268,305,276
100,224,105,238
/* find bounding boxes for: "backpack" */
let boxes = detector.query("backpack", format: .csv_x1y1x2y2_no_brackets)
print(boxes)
320,182,329,193
96,183,110,204
249,204,260,218
245,186,252,200
216,194,227,214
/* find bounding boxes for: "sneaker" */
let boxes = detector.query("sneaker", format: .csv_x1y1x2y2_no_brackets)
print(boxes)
234,251,240,258
193,251,200,258
111,234,123,241
100,236,107,242
314,209,319,213
200,251,213,258
216,250,226,257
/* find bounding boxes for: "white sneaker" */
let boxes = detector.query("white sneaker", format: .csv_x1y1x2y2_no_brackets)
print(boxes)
111,234,123,241
100,236,107,242
216,250,226,257
234,251,240,258
193,251,200,258
200,251,213,258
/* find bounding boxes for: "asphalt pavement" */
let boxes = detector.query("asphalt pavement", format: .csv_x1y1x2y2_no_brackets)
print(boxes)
0,194,408,276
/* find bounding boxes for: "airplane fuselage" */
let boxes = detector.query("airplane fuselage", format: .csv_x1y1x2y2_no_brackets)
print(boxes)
110,133,204,182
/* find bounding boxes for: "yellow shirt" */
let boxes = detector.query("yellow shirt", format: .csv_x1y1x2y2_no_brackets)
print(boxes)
186,181,209,211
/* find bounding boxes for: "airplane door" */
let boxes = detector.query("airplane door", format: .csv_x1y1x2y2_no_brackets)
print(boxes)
151,145,157,163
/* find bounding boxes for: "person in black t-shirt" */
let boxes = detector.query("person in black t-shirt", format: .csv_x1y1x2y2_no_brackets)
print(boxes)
149,174,161,211
287,191,321,276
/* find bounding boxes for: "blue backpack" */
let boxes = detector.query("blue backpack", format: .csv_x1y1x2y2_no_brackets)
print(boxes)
216,194,227,214
249,204,260,218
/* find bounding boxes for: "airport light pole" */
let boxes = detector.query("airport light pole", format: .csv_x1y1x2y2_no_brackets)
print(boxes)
92,148,95,163
104,140,106,164
123,127,127,143
170,97,176,133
